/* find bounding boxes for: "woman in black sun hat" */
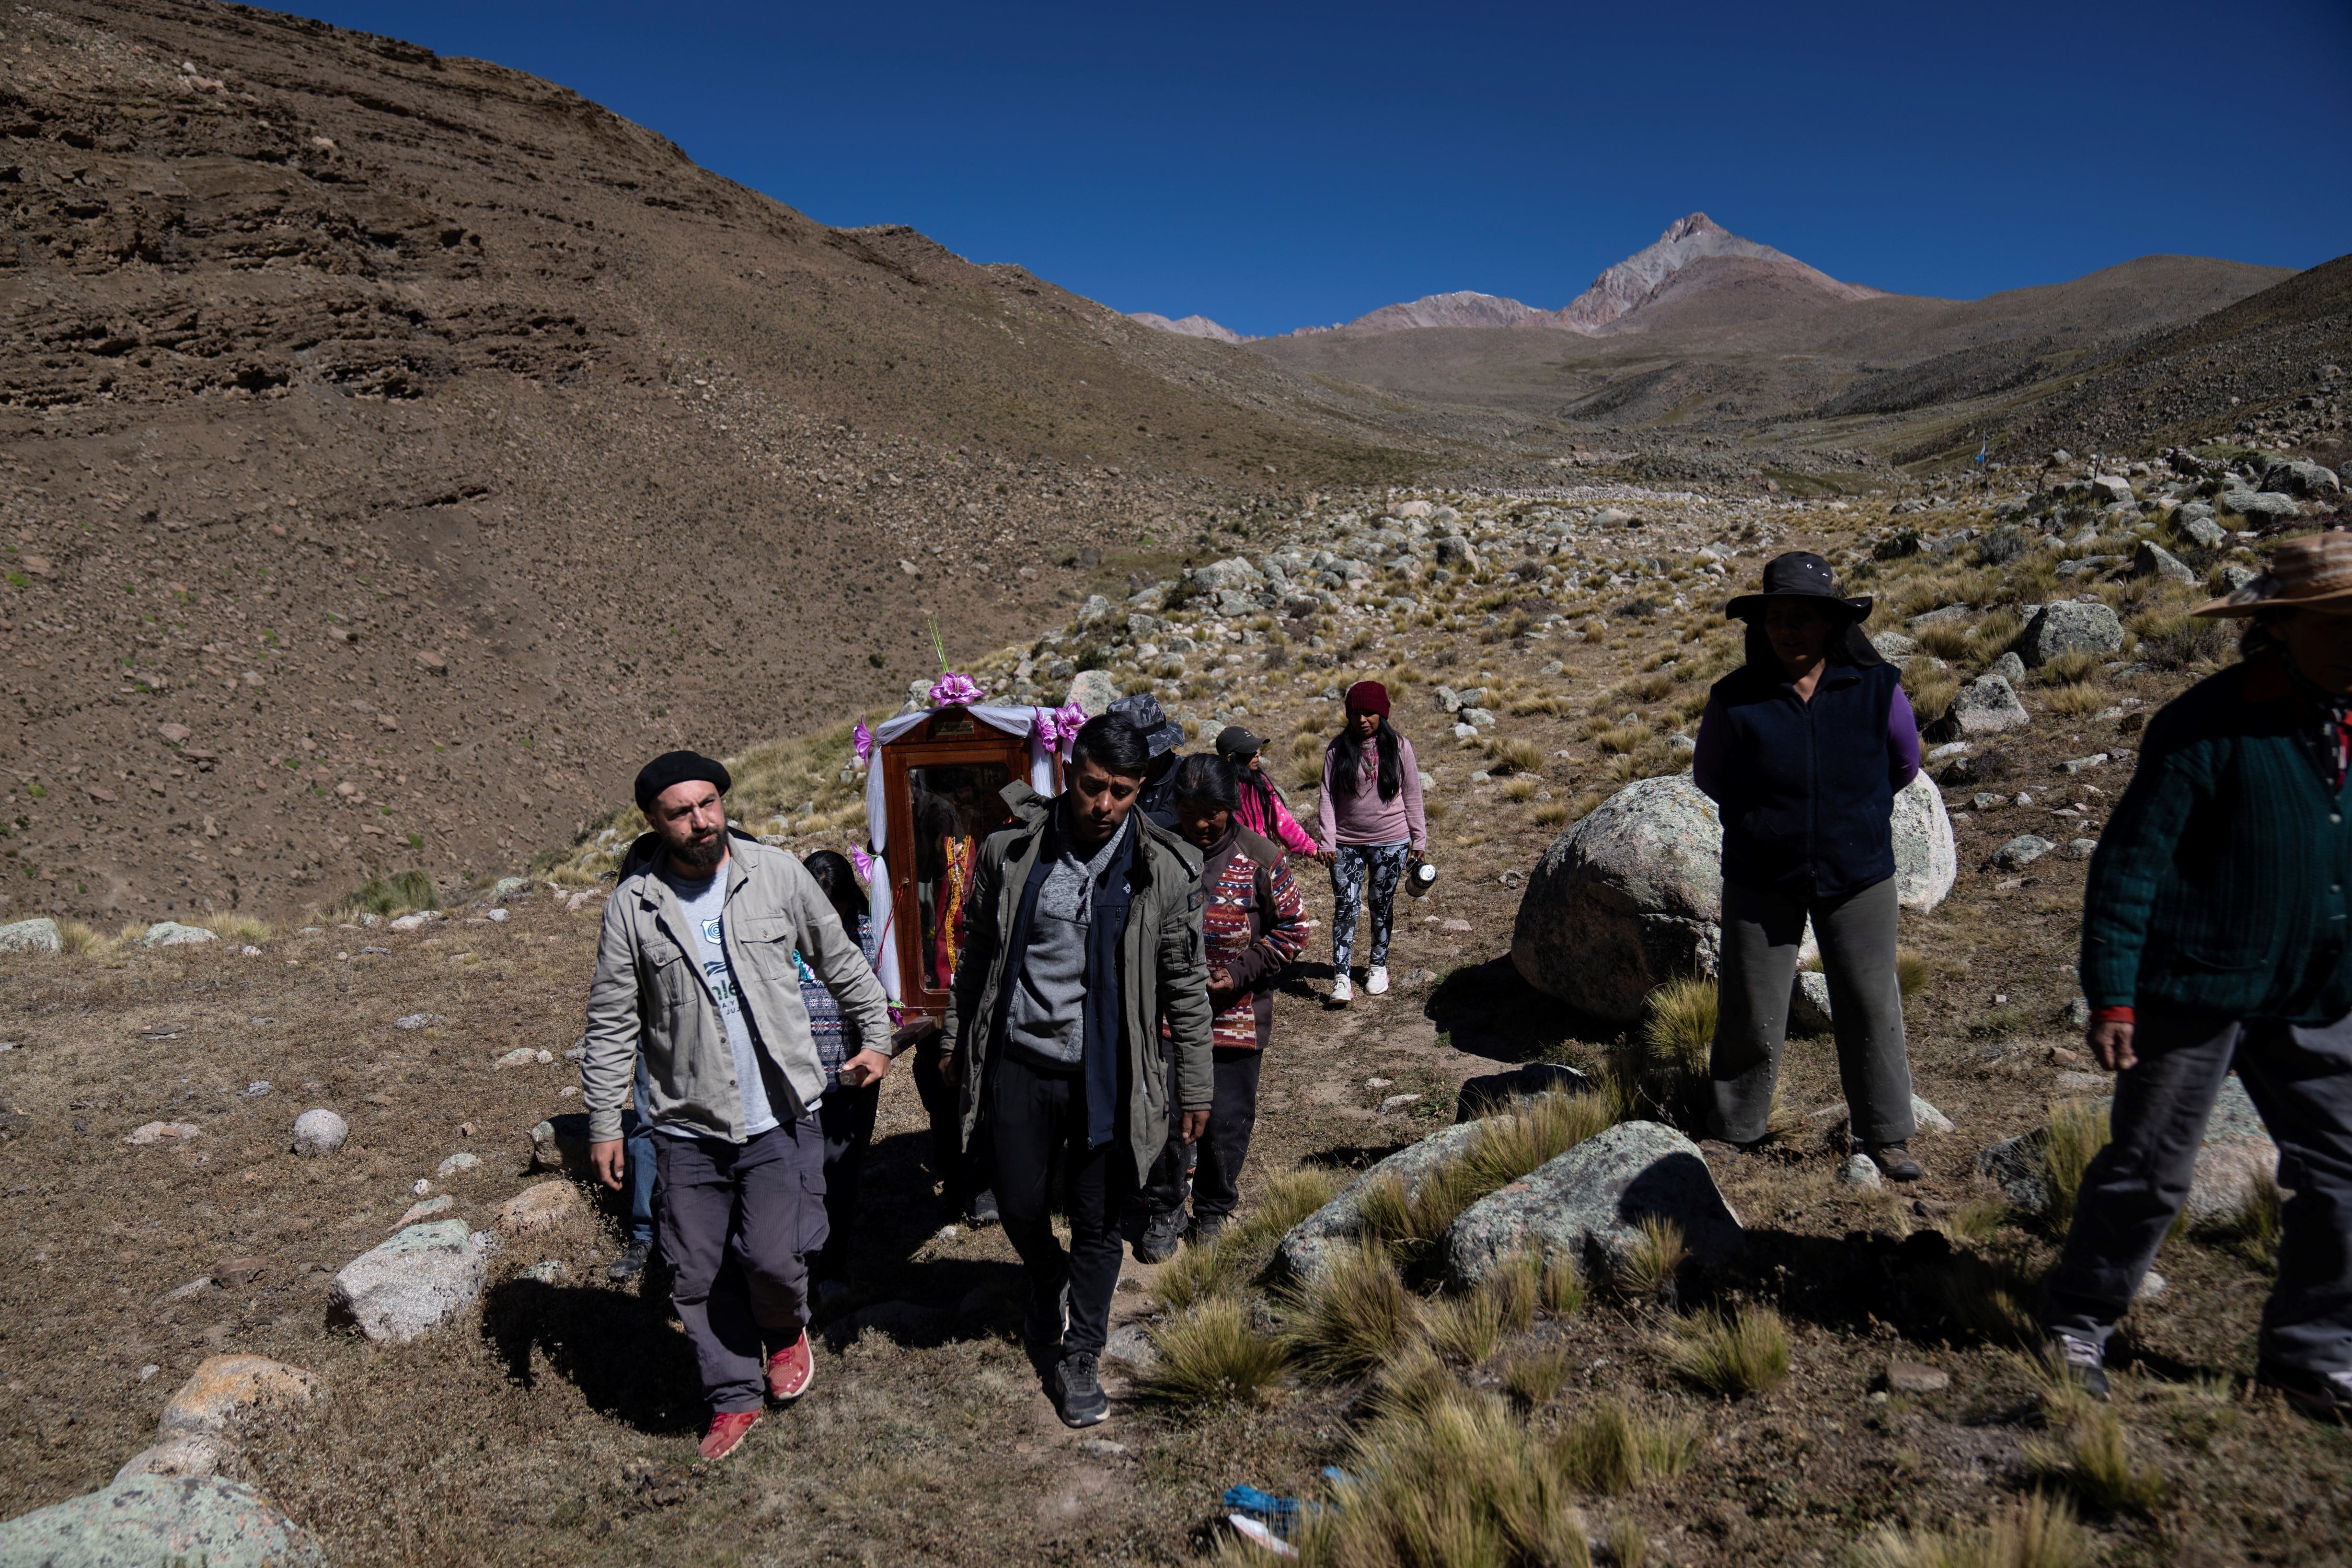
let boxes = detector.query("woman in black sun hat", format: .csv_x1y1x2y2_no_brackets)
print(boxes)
1691,551,1926,1180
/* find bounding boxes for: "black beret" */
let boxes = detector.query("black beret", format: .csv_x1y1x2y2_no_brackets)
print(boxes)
634,750,732,814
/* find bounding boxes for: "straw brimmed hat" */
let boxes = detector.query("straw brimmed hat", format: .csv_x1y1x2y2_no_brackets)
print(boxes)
2193,533,2352,618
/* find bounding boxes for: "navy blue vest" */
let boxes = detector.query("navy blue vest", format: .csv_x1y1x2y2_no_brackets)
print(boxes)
1708,660,1902,900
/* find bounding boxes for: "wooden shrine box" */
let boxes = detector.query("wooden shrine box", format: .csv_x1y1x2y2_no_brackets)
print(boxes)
878,706,1056,1021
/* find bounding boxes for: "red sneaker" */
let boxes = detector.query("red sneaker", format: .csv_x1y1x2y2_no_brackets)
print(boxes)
766,1329,815,1403
698,1409,761,1461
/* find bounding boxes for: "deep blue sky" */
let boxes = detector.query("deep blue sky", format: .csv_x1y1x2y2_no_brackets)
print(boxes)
287,1,2351,339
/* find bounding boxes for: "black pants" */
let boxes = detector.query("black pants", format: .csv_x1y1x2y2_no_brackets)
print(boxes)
655,1118,826,1414
1143,1047,1261,1220
990,1053,1135,1356
812,1081,880,1285
914,1045,984,1209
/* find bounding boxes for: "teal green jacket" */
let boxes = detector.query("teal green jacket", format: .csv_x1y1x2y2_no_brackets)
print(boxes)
2082,652,2352,1023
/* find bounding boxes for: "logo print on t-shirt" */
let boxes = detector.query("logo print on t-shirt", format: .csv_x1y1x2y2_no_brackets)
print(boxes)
701,916,723,946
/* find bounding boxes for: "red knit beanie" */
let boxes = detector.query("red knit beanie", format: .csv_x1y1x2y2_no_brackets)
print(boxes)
1344,680,1391,718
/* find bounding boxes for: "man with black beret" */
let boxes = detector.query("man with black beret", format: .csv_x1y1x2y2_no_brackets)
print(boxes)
581,750,893,1460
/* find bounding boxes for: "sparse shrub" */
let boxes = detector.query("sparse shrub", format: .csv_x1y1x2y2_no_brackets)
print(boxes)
1534,802,1571,828
2023,1403,2165,1516
1315,1387,1592,1568
1593,723,1647,756
1665,1304,1789,1397
199,913,272,943
2043,681,2114,717
345,868,440,917
1975,608,2023,654
1501,1344,1573,1408
1859,1492,2092,1568
1554,1398,1697,1494
1895,948,1932,1001
2038,649,2103,686
1155,1226,1251,1312
1286,1242,1423,1379
1426,1289,1505,1365
1138,1298,1289,1409
1485,736,1544,775
1614,1218,1688,1306
1482,1251,1542,1335
2043,1100,2112,1232
1638,976,1717,1089
1915,621,1974,661
1618,671,1675,704
1541,1251,1587,1317
2131,609,2230,671
1501,776,1539,803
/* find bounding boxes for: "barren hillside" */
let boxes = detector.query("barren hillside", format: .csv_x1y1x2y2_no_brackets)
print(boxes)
0,0,1442,923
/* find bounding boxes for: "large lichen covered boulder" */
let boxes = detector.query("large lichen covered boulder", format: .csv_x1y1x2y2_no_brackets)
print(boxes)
1443,1121,1745,1287
1511,777,1724,1023
1275,1121,1486,1284
0,1474,324,1566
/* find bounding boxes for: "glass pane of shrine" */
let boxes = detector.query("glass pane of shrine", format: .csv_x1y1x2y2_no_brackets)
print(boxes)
907,760,1022,991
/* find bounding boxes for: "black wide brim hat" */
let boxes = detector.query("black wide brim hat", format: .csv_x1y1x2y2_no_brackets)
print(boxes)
1106,693,1185,758
1724,550,1873,622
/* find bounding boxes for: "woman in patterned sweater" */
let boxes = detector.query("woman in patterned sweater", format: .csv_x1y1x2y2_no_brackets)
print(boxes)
1147,754,1309,1246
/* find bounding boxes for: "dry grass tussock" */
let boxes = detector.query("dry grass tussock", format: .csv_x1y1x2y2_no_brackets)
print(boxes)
1932,1248,2043,1348
58,920,107,955
2041,1100,2112,1233
1137,1297,1289,1409
1285,1242,1424,1379
199,912,273,943
1630,976,1715,1118
2022,1401,2166,1516
1612,1217,1687,1305
1356,1089,1619,1272
1293,1385,1592,1568
1665,1304,1789,1396
1155,1165,1339,1312
1858,1492,2094,1568
1484,736,1545,775
1554,1397,1696,1494
337,868,440,918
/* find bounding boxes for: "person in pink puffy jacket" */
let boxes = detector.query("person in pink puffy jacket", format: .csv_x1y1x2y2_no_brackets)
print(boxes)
1214,725,1329,864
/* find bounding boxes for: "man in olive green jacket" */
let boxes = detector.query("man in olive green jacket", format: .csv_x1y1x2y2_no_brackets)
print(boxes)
940,714,1215,1427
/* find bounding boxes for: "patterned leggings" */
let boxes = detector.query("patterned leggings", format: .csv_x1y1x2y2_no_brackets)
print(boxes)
1330,840,1410,975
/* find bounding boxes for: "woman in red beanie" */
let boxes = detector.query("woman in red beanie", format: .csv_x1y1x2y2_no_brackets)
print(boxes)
1314,681,1426,1003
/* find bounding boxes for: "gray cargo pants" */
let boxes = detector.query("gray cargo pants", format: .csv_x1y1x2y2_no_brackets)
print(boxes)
1709,873,1916,1147
656,1116,827,1414
2045,1007,2352,1378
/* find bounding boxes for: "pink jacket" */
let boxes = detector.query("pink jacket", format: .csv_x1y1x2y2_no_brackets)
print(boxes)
1235,770,1321,858
1316,733,1427,854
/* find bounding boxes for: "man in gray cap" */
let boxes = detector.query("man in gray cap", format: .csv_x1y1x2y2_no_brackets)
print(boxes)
1108,693,1187,831
582,750,893,1460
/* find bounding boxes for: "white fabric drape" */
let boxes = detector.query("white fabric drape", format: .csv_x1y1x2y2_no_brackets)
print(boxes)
862,704,1062,1005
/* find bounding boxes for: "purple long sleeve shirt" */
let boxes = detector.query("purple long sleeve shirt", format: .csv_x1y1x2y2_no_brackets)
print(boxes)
1691,682,1920,805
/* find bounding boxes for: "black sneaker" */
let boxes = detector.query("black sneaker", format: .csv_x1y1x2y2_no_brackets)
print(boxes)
1865,1142,1924,1182
1135,1206,1187,1264
607,1237,653,1283
969,1188,1001,1228
2043,1332,2111,1400
2257,1359,2352,1420
1024,1283,1070,1352
1187,1210,1228,1247
1054,1350,1109,1428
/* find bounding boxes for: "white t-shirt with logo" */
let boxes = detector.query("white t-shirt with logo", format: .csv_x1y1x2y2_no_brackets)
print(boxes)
658,862,812,1137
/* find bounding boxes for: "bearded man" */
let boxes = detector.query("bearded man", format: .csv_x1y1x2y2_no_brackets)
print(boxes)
582,750,892,1459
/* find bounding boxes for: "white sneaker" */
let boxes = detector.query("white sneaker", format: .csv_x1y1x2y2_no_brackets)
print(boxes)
1366,965,1389,996
1330,975,1353,1005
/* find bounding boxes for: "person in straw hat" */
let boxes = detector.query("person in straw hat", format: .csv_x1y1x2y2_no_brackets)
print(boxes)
1693,551,1926,1180
2045,532,2352,1415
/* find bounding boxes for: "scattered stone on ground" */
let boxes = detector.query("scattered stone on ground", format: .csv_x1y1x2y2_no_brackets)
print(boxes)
1992,834,2054,871
1886,1358,1951,1394
0,917,62,955
141,921,219,949
1976,1075,2275,1217
290,1109,347,1156
327,1220,495,1344
494,1181,587,1234
125,1121,200,1146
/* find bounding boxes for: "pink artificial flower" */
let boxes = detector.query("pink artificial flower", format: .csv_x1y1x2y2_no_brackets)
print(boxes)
849,844,874,886
1030,705,1060,748
1054,700,1088,754
852,720,874,766
928,672,985,707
